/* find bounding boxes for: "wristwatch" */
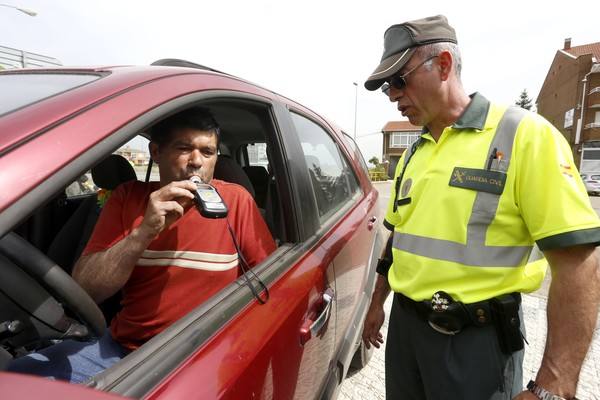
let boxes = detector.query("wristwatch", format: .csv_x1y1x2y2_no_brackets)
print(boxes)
526,380,579,400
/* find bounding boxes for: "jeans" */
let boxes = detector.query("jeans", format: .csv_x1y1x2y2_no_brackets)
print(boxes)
7,330,127,384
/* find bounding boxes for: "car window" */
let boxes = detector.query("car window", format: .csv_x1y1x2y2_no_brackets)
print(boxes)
65,173,97,197
0,73,100,116
343,132,369,178
290,112,360,221
64,136,150,199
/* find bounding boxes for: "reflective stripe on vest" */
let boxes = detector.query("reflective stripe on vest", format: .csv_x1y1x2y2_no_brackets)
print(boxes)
393,106,544,267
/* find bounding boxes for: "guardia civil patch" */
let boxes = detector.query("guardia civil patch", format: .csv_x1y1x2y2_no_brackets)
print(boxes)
449,167,506,195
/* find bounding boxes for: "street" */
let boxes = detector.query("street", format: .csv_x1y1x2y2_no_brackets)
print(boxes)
339,181,600,400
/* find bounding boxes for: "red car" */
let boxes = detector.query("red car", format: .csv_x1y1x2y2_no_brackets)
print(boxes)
0,60,382,399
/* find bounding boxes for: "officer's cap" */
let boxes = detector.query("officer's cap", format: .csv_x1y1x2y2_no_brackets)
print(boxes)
364,15,458,91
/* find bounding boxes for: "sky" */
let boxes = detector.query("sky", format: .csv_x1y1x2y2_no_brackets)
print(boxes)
2,0,599,161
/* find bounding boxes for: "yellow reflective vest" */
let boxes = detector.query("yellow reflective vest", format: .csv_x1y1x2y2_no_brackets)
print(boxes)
384,93,600,303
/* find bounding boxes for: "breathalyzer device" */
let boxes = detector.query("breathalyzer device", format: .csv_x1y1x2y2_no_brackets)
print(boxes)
190,176,228,219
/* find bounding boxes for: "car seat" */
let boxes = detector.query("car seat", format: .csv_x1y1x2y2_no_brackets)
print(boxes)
243,166,269,209
213,155,255,198
47,155,137,274
46,155,136,324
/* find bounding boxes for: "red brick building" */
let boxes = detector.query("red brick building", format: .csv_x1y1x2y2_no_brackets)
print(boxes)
381,120,422,175
537,39,600,172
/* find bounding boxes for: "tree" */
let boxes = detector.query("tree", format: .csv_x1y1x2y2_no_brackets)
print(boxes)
368,156,380,168
515,89,533,110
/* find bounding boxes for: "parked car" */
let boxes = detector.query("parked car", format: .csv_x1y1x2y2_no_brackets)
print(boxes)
581,173,600,196
0,61,382,399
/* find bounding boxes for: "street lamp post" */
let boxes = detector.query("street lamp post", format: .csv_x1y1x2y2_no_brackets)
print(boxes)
353,82,358,140
0,3,37,16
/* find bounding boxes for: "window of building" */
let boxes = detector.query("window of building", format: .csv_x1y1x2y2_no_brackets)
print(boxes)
390,132,420,148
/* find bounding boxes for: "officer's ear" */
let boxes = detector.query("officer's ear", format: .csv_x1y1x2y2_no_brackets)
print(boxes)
438,50,453,82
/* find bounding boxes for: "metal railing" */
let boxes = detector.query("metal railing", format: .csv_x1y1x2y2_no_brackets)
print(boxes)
0,45,61,69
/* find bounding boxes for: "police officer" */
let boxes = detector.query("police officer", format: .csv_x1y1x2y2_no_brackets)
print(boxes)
362,15,600,400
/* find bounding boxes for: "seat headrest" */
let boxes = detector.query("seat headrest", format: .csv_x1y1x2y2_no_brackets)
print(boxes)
92,154,137,190
213,155,255,198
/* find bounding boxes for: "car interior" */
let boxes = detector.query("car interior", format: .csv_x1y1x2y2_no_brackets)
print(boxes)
0,98,294,378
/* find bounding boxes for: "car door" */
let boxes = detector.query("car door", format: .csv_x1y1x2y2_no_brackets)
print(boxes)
286,113,380,390
0,69,364,399
73,91,340,399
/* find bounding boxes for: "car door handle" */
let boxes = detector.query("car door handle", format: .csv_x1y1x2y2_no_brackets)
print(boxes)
299,288,334,345
367,216,377,230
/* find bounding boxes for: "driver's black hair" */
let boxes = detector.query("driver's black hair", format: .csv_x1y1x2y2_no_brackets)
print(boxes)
149,106,220,147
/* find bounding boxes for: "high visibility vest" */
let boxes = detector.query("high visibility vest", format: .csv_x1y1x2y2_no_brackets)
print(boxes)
385,96,600,303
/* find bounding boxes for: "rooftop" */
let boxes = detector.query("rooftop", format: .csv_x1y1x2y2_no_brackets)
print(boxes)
382,120,422,132
564,41,600,60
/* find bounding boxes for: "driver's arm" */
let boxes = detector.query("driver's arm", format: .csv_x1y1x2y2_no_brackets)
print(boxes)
72,181,195,303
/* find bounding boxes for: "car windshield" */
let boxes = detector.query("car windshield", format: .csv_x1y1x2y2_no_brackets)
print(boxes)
0,73,100,116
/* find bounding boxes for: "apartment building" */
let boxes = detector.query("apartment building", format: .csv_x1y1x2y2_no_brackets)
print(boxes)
381,120,422,175
537,38,600,172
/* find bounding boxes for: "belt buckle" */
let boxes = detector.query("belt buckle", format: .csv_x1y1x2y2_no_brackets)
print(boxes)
428,291,462,335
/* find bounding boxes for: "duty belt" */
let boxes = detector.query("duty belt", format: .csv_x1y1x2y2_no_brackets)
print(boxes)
395,291,521,335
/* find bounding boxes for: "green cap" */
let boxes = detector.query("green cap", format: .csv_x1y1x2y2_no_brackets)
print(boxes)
365,15,457,91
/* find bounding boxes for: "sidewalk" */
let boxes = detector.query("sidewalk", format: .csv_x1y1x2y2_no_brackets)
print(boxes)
340,291,600,399
339,184,600,399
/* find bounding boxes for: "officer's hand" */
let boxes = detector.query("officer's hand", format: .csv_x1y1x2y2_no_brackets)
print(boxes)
362,302,385,349
140,180,197,238
512,390,538,399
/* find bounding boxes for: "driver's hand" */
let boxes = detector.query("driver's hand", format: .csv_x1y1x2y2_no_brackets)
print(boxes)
139,181,197,238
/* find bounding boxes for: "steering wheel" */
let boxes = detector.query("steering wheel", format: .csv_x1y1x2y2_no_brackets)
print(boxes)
0,233,105,345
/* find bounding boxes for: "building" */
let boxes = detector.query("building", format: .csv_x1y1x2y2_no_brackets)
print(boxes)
0,45,61,69
537,38,600,172
381,120,422,174
115,146,150,166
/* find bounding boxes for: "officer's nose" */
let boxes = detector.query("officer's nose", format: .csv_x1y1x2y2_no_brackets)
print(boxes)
389,85,405,102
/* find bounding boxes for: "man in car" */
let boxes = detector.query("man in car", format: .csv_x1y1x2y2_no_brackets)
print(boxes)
8,106,276,383
361,15,600,400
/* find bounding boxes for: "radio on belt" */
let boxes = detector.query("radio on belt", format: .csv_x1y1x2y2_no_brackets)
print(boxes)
190,176,228,219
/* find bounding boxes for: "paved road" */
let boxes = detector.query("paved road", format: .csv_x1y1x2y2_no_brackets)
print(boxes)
339,181,600,400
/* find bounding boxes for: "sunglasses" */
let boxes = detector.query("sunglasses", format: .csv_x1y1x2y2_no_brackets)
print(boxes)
381,55,438,96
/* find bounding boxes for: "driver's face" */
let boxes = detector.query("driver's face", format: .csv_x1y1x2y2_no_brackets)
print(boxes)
150,128,218,186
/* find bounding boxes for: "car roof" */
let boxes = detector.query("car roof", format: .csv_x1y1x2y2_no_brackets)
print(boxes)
0,64,340,156
0,66,257,154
